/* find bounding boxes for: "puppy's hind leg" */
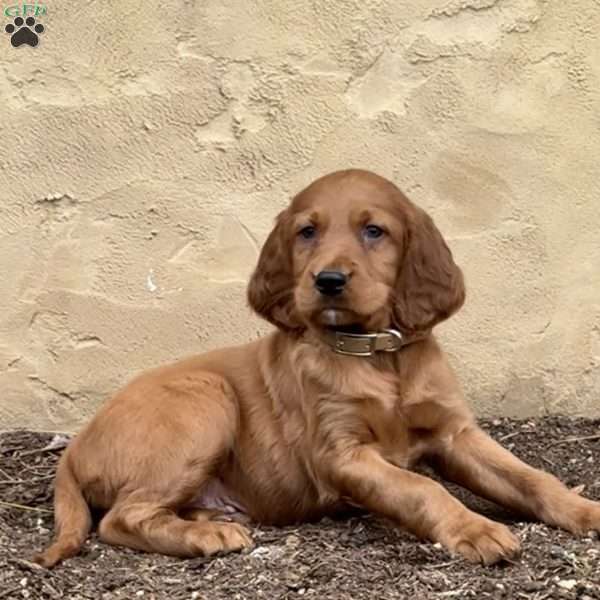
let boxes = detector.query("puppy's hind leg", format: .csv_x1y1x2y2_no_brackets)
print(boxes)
98,501,252,557
99,372,253,558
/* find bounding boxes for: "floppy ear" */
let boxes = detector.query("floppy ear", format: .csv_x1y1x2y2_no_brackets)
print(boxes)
247,209,301,331
393,208,465,334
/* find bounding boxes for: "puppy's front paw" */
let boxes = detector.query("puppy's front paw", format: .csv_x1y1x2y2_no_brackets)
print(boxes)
441,515,521,565
560,497,600,535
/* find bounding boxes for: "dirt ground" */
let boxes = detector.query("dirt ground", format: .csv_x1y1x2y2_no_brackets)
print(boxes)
1,416,600,600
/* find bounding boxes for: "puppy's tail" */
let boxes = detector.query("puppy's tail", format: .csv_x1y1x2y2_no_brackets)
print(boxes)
33,450,91,568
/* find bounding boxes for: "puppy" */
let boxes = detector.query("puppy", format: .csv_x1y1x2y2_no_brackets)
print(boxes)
35,169,600,567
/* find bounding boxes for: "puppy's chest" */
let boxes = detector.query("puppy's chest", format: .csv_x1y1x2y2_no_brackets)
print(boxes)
307,359,435,467
304,363,415,466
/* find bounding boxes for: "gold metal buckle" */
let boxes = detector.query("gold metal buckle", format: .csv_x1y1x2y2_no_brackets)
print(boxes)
381,328,403,351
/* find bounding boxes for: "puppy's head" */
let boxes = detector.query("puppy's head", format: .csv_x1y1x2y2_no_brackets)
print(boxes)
248,169,465,335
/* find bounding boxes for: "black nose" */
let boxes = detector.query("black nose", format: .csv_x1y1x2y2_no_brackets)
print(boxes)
314,270,347,296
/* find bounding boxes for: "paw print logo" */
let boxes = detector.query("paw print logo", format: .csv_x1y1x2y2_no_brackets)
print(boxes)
5,16,44,47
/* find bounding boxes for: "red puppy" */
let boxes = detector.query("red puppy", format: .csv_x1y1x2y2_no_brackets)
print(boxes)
36,169,600,567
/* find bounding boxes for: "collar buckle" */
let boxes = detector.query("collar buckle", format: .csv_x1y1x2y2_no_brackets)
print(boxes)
380,328,404,352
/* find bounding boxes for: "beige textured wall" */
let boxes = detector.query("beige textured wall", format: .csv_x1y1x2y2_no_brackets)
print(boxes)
1,0,599,432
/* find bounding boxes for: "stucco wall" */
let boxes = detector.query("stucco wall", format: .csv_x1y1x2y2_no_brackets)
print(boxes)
1,0,599,432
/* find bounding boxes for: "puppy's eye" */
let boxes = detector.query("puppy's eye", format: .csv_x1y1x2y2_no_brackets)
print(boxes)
363,224,385,240
298,225,317,240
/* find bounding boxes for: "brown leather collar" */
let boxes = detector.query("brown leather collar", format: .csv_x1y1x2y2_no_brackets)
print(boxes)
322,328,415,357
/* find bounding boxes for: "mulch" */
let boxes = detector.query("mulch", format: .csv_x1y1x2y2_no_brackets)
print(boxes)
1,416,600,600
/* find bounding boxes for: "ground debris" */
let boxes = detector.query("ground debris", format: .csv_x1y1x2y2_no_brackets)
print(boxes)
1,416,600,599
